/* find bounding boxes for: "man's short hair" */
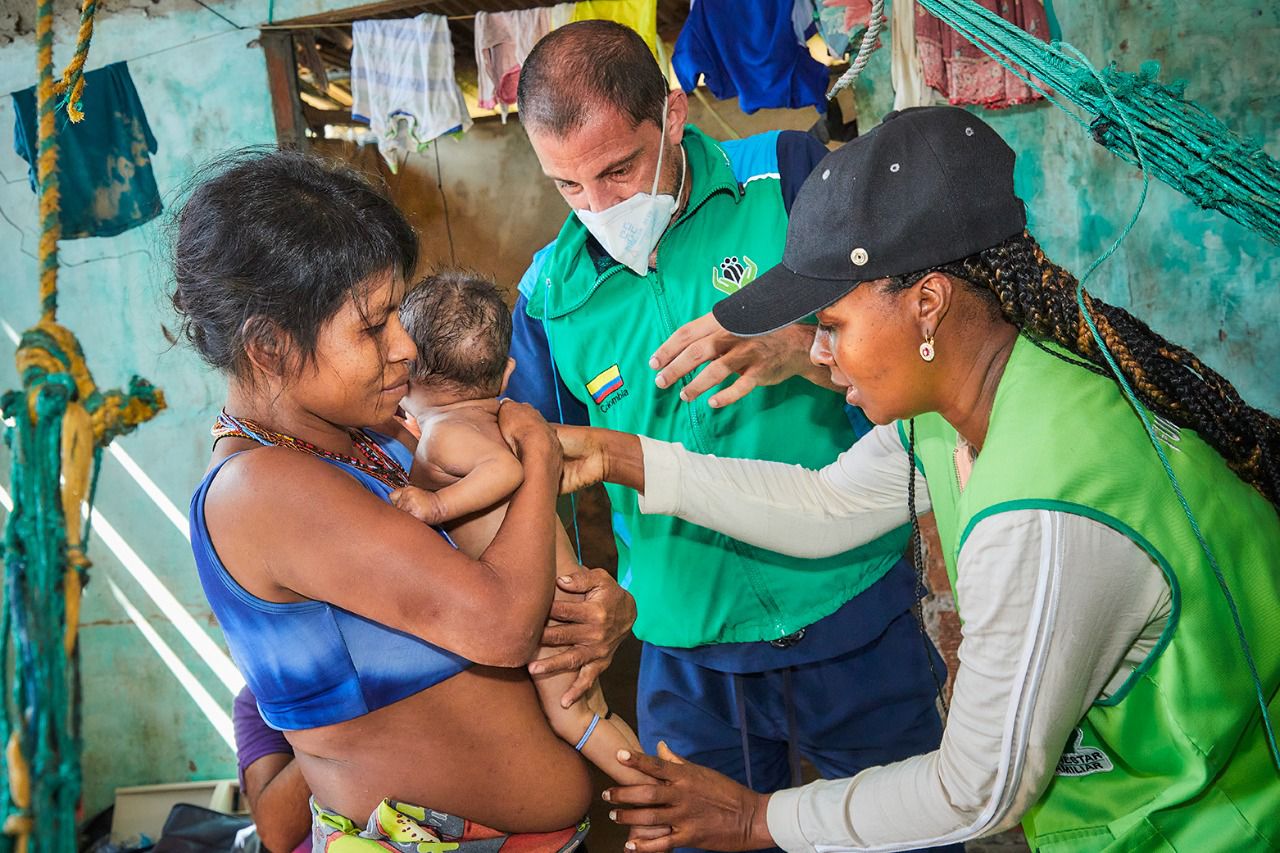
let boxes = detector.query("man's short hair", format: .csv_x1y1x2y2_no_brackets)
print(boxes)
400,270,512,397
517,20,668,136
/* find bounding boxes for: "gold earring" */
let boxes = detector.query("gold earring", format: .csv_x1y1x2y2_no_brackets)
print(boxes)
919,335,936,362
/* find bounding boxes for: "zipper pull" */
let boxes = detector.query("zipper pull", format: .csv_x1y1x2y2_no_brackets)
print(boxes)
648,267,663,295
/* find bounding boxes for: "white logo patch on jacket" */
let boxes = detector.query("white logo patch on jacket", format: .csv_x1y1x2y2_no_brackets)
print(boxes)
1055,728,1114,777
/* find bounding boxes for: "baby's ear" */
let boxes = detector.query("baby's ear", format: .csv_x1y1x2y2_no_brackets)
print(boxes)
500,357,517,395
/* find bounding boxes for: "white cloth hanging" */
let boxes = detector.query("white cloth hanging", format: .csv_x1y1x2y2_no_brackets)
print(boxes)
511,7,553,61
351,13,472,171
891,0,940,109
549,2,576,31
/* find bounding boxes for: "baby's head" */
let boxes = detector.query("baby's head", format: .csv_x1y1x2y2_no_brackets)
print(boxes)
400,269,514,403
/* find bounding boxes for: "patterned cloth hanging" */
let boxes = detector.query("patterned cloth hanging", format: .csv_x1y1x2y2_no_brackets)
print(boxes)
915,0,1050,108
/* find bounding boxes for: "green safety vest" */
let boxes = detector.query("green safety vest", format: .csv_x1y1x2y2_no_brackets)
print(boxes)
905,335,1280,851
526,126,909,647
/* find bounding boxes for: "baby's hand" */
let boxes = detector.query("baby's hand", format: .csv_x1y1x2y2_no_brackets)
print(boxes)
390,486,449,525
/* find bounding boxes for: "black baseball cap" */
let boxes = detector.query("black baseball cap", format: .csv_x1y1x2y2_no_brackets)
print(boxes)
714,106,1027,336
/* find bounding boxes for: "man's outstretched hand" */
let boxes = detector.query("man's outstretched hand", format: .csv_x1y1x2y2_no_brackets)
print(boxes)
648,312,835,409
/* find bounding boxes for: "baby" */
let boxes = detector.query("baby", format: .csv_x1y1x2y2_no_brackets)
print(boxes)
391,269,645,784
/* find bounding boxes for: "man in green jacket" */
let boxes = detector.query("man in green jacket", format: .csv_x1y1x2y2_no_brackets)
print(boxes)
507,23,956,853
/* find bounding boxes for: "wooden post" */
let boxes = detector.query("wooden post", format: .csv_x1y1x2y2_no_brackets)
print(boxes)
260,30,308,150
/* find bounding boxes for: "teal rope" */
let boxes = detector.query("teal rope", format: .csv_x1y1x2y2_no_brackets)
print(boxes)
1,378,82,853
0,363,161,853
1058,42,1146,280
870,0,1280,244
80,446,103,551
1064,44,1280,769
0,430,11,853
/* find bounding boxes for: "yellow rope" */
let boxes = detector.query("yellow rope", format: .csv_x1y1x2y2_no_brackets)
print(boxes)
2,0,168,843
51,0,99,124
35,0,58,323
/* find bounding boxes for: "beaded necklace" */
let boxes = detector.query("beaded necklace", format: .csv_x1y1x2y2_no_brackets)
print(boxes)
212,410,409,490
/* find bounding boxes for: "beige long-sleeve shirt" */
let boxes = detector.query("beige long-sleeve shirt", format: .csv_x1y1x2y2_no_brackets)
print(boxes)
636,426,1171,852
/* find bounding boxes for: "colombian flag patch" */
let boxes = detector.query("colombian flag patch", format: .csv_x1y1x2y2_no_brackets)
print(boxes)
586,364,624,404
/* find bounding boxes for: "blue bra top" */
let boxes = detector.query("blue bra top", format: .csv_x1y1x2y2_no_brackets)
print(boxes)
190,429,471,731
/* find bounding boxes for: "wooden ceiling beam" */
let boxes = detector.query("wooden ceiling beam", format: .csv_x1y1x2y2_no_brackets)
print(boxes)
265,0,448,28
303,105,370,128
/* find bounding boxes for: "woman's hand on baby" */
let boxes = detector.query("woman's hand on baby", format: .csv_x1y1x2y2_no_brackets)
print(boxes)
497,401,560,462
530,568,636,707
389,486,450,525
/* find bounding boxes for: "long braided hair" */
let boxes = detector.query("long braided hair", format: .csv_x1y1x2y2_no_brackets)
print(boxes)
884,230,1280,714
887,230,1280,514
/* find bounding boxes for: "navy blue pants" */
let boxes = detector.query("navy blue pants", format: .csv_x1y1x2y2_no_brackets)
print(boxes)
637,609,961,853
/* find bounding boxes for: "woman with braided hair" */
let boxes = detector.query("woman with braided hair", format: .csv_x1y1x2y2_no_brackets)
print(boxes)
553,106,1280,852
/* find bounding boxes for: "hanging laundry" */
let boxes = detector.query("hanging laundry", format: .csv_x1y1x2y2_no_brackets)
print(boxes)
890,0,936,109
799,0,869,60
790,0,815,45
915,0,1050,108
475,8,552,120
549,2,576,31
11,61,161,240
475,11,517,115
570,0,660,58
351,13,472,171
673,0,828,115
506,9,553,94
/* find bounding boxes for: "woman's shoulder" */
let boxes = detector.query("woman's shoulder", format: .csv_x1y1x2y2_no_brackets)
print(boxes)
205,444,378,517
201,444,400,602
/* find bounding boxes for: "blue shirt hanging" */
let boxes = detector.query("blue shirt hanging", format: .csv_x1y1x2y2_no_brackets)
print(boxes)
11,61,161,239
672,0,828,114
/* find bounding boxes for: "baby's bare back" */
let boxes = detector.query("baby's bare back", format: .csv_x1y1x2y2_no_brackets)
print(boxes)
414,404,510,488
404,402,581,601
402,403,522,562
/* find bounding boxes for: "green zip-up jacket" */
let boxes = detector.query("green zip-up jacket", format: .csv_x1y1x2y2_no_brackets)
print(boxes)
909,336,1280,851
525,126,909,647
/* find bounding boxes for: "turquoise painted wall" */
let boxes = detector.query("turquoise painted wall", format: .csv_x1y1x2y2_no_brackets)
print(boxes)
853,1,1279,410
0,0,1275,821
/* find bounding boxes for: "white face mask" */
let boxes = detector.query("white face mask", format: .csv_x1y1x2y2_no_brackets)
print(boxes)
574,107,686,276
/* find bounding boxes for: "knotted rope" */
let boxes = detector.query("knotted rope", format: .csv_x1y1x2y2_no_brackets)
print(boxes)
1,2,165,851
52,0,99,123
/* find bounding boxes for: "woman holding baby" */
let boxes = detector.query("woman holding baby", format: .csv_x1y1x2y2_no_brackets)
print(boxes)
177,150,634,851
